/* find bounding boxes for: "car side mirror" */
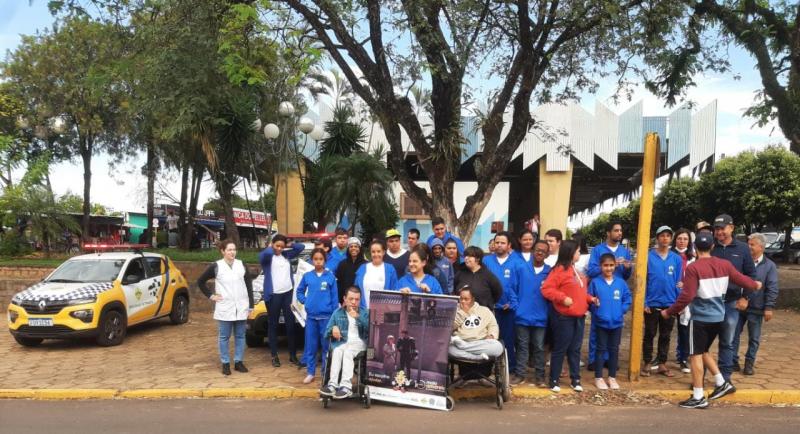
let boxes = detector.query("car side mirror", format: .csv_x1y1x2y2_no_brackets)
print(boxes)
123,274,141,285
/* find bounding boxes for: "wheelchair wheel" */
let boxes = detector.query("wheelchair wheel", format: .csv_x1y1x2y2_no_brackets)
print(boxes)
499,351,511,402
322,396,329,408
363,387,371,409
496,391,504,410
446,395,455,411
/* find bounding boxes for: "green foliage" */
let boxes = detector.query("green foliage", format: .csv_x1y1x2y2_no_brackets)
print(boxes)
320,105,365,158
653,178,701,232
57,192,110,215
581,200,641,248
202,192,275,217
0,234,33,257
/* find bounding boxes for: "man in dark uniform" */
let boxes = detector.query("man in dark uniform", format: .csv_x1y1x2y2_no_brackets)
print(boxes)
396,330,416,377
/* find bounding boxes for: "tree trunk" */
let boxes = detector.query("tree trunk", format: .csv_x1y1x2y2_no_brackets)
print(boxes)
178,162,189,248
181,166,203,249
146,141,156,247
217,175,240,247
80,138,92,243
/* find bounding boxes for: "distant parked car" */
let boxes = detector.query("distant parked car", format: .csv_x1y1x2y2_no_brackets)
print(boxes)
764,240,800,264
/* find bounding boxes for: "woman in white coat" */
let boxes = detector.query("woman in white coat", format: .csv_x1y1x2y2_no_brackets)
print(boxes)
198,239,255,375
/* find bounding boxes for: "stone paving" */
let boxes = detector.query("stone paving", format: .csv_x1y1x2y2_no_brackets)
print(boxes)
1,286,797,392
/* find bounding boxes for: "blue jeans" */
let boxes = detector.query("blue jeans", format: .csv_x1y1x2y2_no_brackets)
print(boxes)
495,308,517,372
303,316,331,376
515,325,546,379
732,311,764,364
549,315,585,385
677,323,690,362
267,290,297,358
595,326,622,378
718,299,740,381
587,316,609,364
218,320,246,364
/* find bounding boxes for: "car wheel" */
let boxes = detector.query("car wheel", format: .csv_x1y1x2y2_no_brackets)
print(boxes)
246,334,265,347
96,309,126,346
14,336,44,347
169,294,190,325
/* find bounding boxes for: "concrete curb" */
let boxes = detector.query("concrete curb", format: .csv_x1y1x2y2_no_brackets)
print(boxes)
1,387,799,404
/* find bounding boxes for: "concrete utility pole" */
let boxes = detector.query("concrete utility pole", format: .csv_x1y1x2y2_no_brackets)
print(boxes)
628,133,660,381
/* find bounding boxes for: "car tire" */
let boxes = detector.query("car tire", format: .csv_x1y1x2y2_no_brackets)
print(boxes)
96,309,126,346
169,294,190,325
246,334,265,347
14,336,44,347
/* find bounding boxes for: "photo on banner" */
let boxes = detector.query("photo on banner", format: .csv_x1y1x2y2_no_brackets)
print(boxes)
366,290,459,411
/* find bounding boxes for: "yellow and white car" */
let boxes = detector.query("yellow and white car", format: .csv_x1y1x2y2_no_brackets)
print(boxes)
7,251,190,347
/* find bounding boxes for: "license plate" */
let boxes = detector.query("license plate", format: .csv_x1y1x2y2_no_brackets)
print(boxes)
28,318,53,327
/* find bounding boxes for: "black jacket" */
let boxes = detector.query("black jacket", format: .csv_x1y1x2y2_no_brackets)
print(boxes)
335,255,367,302
454,266,503,309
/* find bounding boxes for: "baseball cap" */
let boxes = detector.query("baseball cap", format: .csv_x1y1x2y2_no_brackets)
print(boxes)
385,229,401,239
656,225,673,235
695,232,714,250
713,214,734,228
347,237,361,247
695,221,712,232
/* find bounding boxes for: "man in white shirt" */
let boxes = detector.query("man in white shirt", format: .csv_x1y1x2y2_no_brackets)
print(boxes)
543,229,562,267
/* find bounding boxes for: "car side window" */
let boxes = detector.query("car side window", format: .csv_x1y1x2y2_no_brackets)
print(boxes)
124,259,146,281
145,257,163,278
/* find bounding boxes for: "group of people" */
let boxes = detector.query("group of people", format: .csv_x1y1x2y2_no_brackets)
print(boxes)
197,212,779,409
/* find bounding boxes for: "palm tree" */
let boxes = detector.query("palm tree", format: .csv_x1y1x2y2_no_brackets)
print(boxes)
319,104,366,158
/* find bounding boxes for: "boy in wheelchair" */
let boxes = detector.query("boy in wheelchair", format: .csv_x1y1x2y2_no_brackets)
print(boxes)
320,286,370,399
449,286,504,361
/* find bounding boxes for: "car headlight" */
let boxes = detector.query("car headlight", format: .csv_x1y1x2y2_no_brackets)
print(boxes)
69,309,94,323
67,297,96,306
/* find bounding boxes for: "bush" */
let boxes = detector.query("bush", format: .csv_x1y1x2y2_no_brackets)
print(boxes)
0,234,33,257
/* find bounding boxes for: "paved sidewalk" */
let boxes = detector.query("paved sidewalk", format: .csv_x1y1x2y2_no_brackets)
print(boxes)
1,293,797,392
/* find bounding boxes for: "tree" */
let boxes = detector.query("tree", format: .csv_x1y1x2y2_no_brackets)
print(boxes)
645,1,800,154
278,0,668,242
653,178,702,231
2,17,127,242
319,105,366,158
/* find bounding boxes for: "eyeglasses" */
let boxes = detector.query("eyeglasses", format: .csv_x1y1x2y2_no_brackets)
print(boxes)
533,249,548,254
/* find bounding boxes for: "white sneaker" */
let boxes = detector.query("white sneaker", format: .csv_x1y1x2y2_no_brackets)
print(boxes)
571,383,584,393
595,378,608,390
607,378,620,390
302,375,315,384
550,384,561,393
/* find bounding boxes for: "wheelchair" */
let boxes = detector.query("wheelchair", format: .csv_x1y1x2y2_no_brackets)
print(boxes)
446,348,511,410
319,342,371,409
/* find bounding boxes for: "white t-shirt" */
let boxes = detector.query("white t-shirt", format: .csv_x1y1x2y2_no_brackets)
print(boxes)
533,265,544,274
271,254,293,294
346,315,362,345
575,254,590,276
608,243,619,253
386,249,407,259
362,263,386,308
544,254,558,267
166,214,179,230
521,252,531,262
497,255,509,265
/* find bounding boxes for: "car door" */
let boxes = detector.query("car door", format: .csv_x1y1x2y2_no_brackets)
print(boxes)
121,258,158,324
143,256,169,317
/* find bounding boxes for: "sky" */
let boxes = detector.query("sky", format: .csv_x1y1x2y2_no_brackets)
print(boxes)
0,1,789,218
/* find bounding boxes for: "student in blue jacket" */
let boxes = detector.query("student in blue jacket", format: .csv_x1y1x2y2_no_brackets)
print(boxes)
512,239,551,387
354,239,399,308
589,253,631,390
586,221,632,369
397,248,443,295
643,226,683,377
259,234,305,367
482,232,523,374
297,248,339,385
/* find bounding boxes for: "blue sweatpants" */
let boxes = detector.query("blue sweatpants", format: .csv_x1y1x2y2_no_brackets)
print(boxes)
303,316,331,377
495,308,517,372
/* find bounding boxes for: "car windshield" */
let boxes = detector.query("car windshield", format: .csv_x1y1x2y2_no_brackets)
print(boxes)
47,259,125,283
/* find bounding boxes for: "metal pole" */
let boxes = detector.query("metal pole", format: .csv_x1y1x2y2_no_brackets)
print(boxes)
628,132,660,381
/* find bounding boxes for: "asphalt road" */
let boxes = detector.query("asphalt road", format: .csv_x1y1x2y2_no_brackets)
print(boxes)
1,399,798,434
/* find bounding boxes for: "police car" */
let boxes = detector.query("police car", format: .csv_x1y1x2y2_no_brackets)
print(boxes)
7,246,190,347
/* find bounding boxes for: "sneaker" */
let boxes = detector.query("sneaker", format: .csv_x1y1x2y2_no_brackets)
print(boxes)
732,362,741,372
532,377,547,388
221,363,231,376
271,356,281,368
334,387,352,399
571,381,583,393
743,360,754,376
678,396,709,409
234,361,248,373
649,362,660,371
680,361,691,374
289,355,301,366
595,378,608,390
580,360,585,367
303,375,315,384
510,374,525,385
550,384,561,393
709,381,736,400
607,377,620,390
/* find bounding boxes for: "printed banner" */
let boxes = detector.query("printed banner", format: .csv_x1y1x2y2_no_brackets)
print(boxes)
231,207,268,229
366,290,459,411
